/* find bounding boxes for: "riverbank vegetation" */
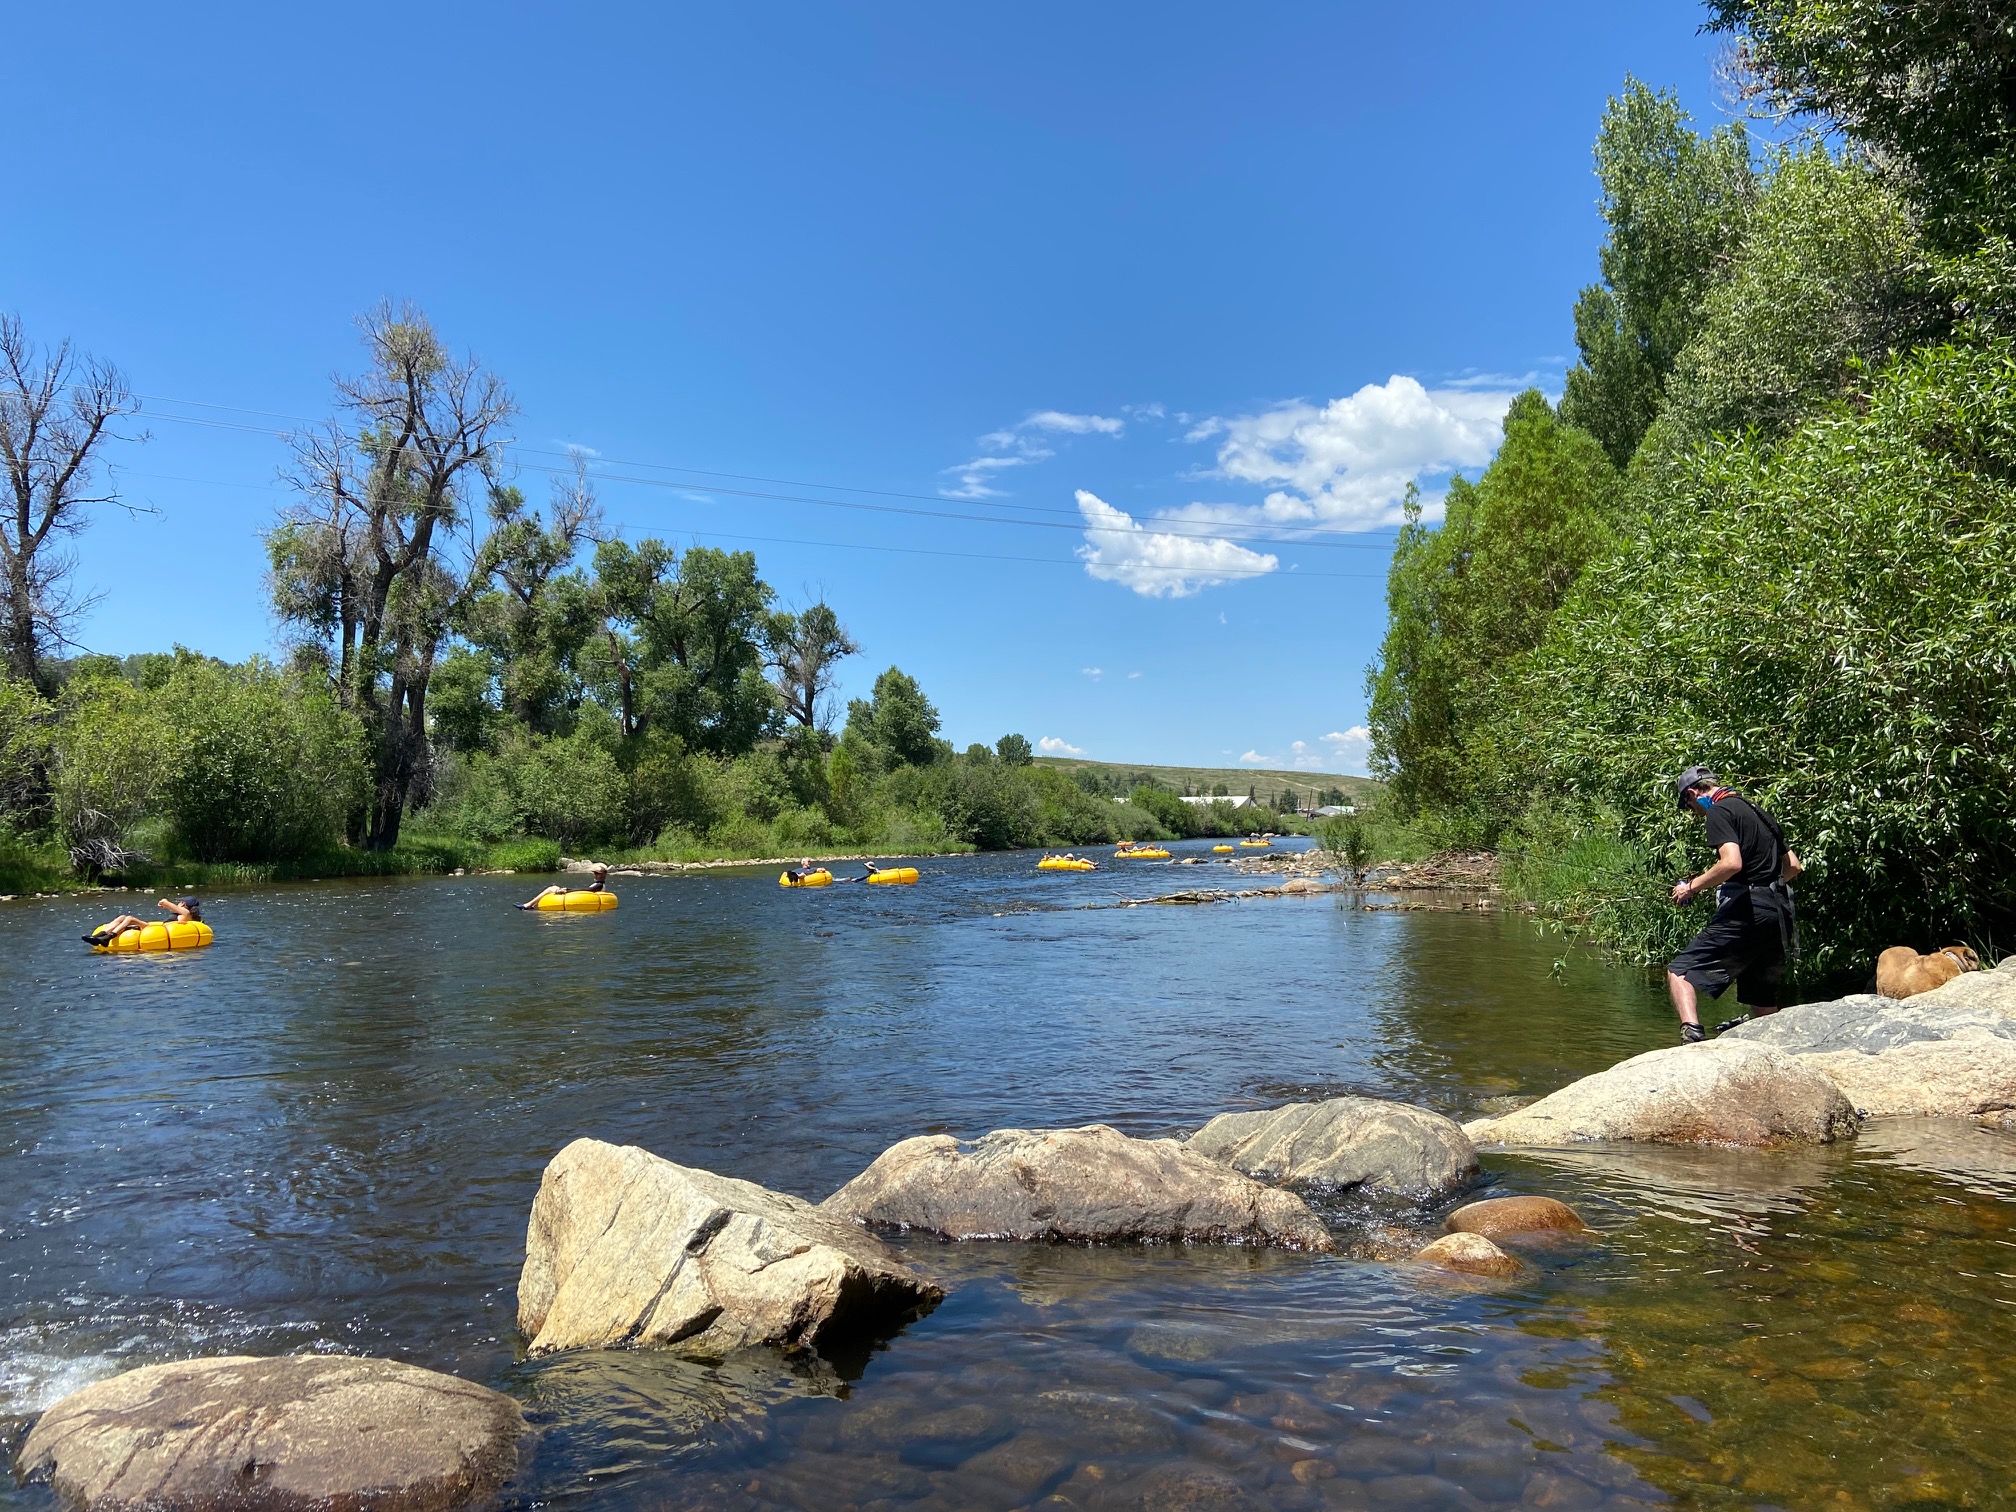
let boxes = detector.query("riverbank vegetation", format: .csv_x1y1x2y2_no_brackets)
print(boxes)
1366,8,2016,980
0,319,1307,890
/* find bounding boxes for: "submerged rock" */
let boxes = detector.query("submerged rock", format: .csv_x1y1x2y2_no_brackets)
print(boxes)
1187,1096,1477,1198
1413,1232,1521,1278
18,1355,526,1512
1463,1040,1858,1149
1445,1195,1588,1239
821,1124,1335,1250
518,1138,941,1356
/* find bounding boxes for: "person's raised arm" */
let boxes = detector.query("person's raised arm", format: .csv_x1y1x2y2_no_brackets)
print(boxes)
1780,849,1803,882
1673,842,1744,904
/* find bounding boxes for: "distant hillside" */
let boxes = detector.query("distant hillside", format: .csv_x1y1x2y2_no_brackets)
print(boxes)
1032,757,1381,808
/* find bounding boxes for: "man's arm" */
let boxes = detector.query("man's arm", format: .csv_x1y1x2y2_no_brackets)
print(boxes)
1780,848,1803,882
158,897,191,921
1672,842,1743,903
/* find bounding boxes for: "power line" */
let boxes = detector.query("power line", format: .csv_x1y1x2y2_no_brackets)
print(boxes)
108,465,1387,582
131,391,1405,554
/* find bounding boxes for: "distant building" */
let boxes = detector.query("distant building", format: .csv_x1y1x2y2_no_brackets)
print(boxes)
1312,804,1357,817
1180,793,1254,809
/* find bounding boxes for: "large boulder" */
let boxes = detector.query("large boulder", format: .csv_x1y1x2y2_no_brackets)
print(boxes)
1723,993,2016,1117
821,1124,1335,1250
17,1355,525,1512
1186,1096,1476,1199
1463,1040,1858,1149
518,1138,941,1356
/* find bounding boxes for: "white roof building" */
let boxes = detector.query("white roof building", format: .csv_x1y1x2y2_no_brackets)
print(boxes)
1179,794,1254,808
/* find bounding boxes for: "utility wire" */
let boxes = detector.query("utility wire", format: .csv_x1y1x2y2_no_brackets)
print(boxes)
132,391,1405,553
109,466,1387,582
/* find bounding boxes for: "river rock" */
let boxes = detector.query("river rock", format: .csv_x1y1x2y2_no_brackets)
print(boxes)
1462,1040,1858,1149
1722,994,2016,1117
1187,1096,1477,1198
1445,1195,1588,1239
821,1124,1335,1250
518,1138,941,1356
17,1355,525,1512
1413,1232,1520,1278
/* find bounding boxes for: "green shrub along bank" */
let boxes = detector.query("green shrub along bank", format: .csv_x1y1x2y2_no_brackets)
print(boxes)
1365,45,2016,985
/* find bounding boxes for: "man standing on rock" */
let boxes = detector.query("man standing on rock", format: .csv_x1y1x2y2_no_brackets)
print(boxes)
1666,765,1803,1044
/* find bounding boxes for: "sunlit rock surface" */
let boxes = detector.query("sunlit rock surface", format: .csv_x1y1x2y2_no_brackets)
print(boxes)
1463,1041,1858,1149
822,1124,1335,1250
1188,1095,1477,1199
18,1355,526,1512
519,1138,941,1356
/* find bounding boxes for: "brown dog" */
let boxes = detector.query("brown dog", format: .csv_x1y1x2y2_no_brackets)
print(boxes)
1876,944,1983,1000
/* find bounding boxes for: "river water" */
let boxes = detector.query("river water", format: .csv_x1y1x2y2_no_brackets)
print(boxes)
4,844,2014,1509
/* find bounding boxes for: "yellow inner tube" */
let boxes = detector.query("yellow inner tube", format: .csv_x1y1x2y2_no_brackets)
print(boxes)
1118,848,1171,860
1212,844,1235,853
93,920,214,953
1239,839,1272,848
1037,856,1097,872
864,867,919,885
536,890,618,911
780,869,834,888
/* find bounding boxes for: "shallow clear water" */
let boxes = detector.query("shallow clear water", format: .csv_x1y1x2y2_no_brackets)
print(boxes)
5,843,2014,1509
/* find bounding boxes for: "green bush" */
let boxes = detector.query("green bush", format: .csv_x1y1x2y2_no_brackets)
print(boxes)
1508,341,2016,975
150,661,365,862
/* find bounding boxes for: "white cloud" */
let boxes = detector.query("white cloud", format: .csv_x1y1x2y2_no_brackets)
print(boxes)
1024,410,1123,436
1178,375,1516,532
1235,727,1373,777
941,453,1042,501
946,411,1122,499
1038,735,1086,756
1075,490,1277,599
1127,670,1142,679
1081,666,1103,680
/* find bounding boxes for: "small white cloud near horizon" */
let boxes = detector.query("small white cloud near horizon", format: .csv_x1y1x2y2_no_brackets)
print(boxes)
1127,670,1142,679
1074,491,1278,599
1081,666,1103,680
1038,735,1086,756
1173,375,1517,533
1234,727,1373,776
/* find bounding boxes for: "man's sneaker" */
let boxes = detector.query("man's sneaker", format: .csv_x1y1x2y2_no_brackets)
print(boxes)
1680,1022,1706,1044
1714,1013,1753,1036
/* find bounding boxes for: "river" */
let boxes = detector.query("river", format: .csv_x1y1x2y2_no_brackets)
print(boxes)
4,843,2012,1508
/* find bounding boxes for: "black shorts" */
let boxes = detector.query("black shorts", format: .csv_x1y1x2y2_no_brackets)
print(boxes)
1669,893,1787,1008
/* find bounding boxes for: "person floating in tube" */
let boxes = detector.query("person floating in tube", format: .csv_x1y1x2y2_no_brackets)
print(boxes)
784,857,818,884
86,896,201,945
1665,765,1803,1044
522,863,607,910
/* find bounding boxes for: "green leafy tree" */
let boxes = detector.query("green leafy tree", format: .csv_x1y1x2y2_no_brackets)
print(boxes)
1559,79,1758,467
764,601,858,731
1656,148,1940,448
1706,0,2016,250
844,666,943,768
996,732,1034,766
586,539,777,754
1366,395,1619,822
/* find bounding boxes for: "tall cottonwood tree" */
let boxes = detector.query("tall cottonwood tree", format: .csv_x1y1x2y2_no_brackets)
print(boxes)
268,304,516,849
0,316,139,692
765,601,858,732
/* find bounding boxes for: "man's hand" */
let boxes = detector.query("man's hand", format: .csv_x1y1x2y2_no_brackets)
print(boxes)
1671,880,1695,905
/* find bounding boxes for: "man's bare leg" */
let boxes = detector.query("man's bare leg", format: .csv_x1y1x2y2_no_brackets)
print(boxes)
1667,970,1700,1029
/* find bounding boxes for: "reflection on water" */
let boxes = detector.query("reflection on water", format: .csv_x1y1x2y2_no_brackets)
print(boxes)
4,844,2015,1507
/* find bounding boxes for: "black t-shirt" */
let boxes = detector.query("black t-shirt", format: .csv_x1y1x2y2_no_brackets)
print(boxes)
1704,794,1785,889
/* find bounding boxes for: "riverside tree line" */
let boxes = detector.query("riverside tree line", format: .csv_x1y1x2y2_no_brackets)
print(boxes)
0,312,1300,889
1365,0,2016,981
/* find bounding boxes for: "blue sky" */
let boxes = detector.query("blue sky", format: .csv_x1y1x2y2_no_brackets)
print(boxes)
6,2,1725,774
